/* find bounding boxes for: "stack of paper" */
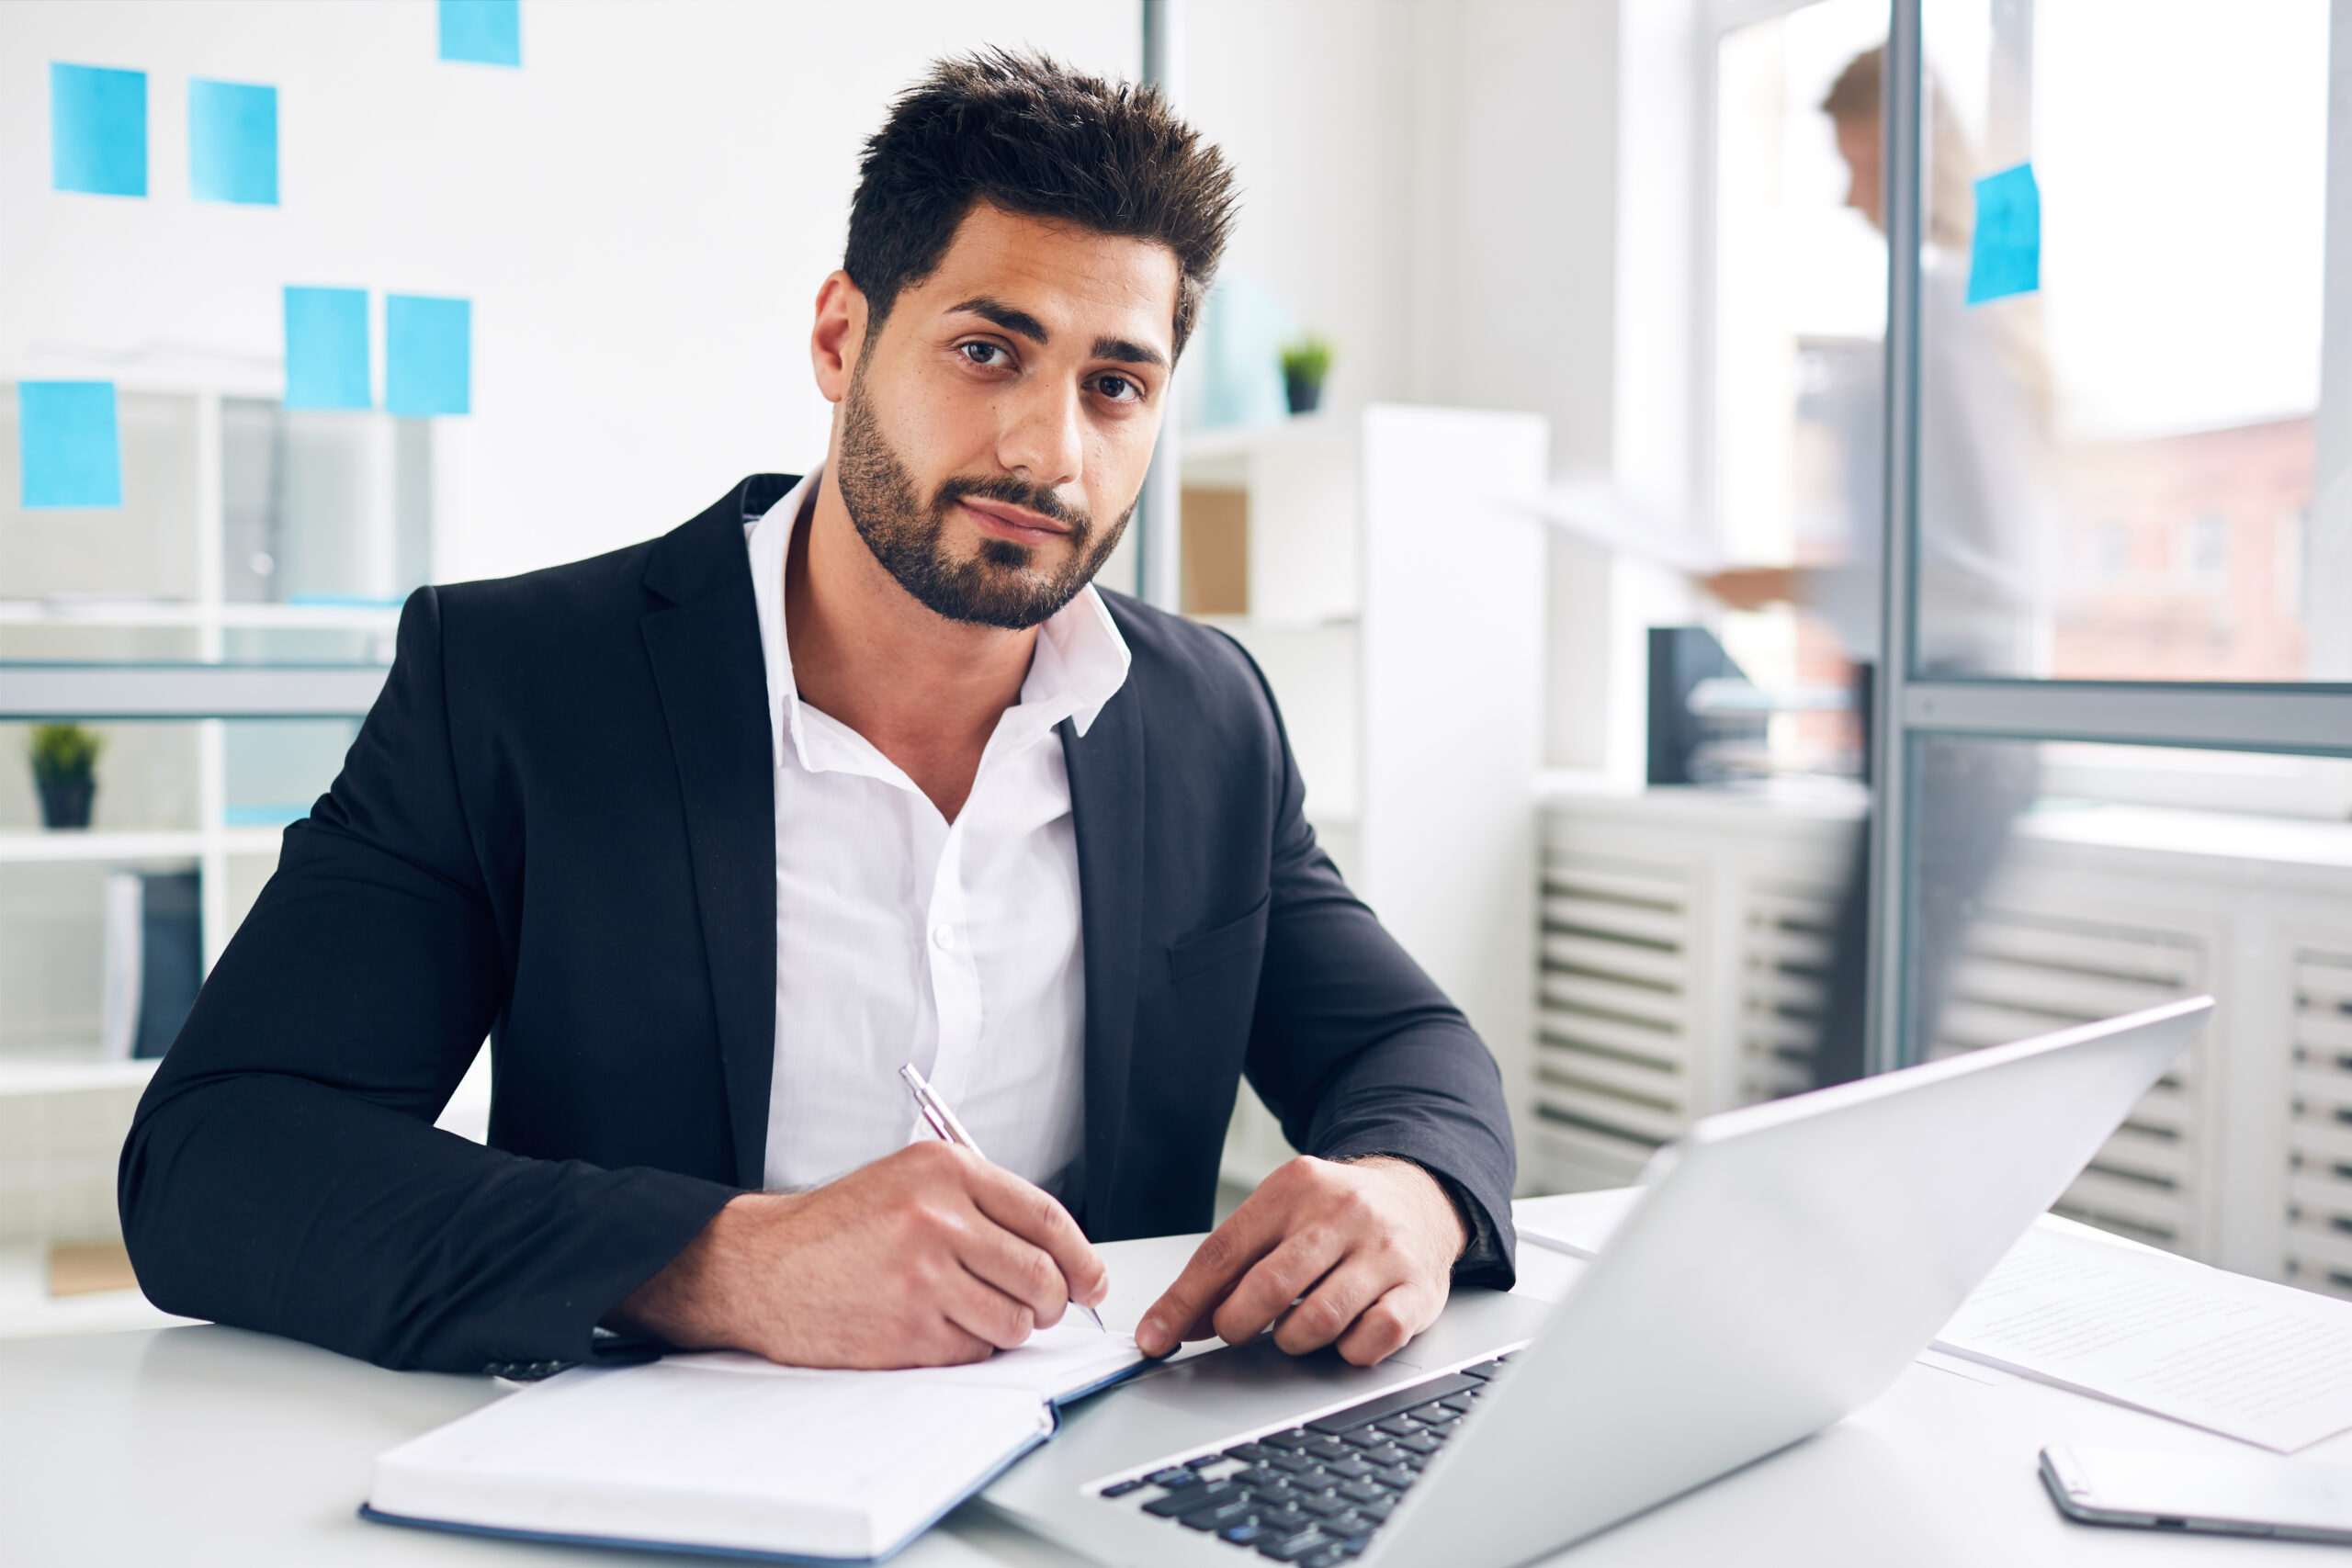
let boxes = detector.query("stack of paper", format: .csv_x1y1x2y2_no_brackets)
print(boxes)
1937,1226,2352,1452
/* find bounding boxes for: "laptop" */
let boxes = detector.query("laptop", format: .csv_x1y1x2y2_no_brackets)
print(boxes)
982,995,2213,1568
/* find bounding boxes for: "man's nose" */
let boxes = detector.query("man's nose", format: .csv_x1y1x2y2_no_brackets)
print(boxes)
996,378,1084,490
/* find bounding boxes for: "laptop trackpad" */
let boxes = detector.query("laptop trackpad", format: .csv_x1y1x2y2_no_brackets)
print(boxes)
1114,1289,1555,1428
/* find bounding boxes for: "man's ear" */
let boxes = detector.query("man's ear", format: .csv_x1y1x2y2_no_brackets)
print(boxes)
810,271,868,405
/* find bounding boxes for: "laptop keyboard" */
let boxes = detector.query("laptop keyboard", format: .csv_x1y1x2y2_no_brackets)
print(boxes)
1092,1354,1516,1567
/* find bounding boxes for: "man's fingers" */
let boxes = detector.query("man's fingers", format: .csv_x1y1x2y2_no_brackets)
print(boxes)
1211,1231,1350,1349
1268,1256,1393,1356
963,1157,1108,1311
940,1262,1041,1351
956,1210,1078,1329
1137,1200,1286,1356
1333,1281,1442,1367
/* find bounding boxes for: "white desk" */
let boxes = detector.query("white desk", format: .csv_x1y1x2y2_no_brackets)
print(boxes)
2,1194,2337,1566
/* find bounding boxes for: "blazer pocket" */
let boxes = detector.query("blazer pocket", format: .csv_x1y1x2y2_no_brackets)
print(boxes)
1166,892,1272,983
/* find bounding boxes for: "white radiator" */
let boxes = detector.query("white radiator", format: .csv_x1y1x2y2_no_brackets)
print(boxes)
1537,784,2352,1292
1533,852,1699,1187
2287,951,2352,1299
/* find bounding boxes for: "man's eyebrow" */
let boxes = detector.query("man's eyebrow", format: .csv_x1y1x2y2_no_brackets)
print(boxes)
946,297,1048,344
1092,336,1168,370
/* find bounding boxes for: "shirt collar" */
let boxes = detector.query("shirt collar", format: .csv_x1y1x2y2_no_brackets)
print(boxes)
743,467,1132,776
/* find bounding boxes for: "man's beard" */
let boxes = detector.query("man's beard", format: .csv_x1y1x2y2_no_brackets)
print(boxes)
831,372,1132,631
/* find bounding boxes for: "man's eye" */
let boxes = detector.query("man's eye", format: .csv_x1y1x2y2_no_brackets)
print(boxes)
1094,374,1141,403
960,342,1008,367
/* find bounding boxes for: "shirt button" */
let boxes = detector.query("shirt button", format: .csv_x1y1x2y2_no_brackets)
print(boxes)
933,923,956,951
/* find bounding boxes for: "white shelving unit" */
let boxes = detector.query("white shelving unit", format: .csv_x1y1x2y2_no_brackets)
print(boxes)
1,378,408,1289
1188,407,1552,1188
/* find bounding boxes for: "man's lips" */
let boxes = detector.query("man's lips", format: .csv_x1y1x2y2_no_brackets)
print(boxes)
956,497,1072,543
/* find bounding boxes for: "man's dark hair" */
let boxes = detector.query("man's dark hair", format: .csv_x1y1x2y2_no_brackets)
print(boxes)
845,49,1237,358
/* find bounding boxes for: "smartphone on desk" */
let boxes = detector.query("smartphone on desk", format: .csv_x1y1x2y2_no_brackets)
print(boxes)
2041,1444,2352,1545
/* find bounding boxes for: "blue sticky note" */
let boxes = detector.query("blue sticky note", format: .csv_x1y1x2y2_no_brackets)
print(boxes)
439,0,521,67
17,382,123,509
1967,163,2041,305
51,63,146,197
386,295,472,416
284,287,371,410
189,79,278,205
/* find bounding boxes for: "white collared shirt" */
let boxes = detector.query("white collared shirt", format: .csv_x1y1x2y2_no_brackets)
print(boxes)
745,470,1131,1194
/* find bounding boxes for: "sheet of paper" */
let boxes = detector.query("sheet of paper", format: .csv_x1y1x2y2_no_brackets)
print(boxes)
1937,1225,2352,1452
1517,477,1724,576
1516,1193,1635,1261
1913,1347,2017,1386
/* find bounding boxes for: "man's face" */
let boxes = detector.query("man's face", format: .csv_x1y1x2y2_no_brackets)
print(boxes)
1835,114,1884,234
831,201,1180,630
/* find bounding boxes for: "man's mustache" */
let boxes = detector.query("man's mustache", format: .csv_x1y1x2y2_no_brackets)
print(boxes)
934,476,1090,535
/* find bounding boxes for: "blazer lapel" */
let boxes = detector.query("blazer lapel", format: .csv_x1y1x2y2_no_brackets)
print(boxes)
640,479,791,1190
1062,687,1147,1237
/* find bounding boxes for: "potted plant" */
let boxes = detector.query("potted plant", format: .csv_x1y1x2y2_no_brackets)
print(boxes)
29,723,102,830
1280,334,1333,415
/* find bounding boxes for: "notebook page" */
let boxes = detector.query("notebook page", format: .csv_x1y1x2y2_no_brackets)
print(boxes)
684,1316,1146,1403
371,1359,1052,1559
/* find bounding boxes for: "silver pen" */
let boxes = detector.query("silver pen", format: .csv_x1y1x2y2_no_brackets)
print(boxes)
899,1062,1107,1332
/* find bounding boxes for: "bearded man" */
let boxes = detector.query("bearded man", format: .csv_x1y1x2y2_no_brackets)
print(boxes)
120,50,1516,1378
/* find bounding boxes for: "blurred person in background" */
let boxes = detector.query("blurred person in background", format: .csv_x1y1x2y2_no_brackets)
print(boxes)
1704,44,2050,1085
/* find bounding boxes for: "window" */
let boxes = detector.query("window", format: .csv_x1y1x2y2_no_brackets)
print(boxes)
1702,0,2352,1080
1880,0,2352,1066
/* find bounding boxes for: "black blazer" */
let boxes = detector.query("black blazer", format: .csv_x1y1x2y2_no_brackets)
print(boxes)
119,475,1517,1373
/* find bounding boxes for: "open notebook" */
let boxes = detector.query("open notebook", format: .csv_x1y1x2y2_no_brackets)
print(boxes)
364,1319,1147,1562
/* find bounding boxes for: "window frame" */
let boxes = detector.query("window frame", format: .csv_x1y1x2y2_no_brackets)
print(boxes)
1863,0,2352,1072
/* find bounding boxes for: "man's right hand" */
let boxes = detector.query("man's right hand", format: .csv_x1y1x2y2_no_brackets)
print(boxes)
1699,565,1799,612
605,1141,1108,1368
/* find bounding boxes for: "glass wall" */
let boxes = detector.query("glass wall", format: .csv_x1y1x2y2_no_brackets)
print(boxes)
1918,0,2337,686
1707,0,2352,1121
1879,0,2352,1089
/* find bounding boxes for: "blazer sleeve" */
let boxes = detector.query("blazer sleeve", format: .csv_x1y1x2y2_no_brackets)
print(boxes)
1229,649,1519,1287
117,587,736,1372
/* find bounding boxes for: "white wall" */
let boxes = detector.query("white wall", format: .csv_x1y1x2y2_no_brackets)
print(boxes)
1181,1,1675,780
6,0,1657,628
1,0,1139,583
1180,0,1626,462
1176,1,1419,422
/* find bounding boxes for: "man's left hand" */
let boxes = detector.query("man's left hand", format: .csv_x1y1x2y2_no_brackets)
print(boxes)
1134,1156,1467,1367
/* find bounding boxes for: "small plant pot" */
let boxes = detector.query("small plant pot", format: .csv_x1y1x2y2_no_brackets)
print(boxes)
1283,372,1324,416
37,775,95,830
